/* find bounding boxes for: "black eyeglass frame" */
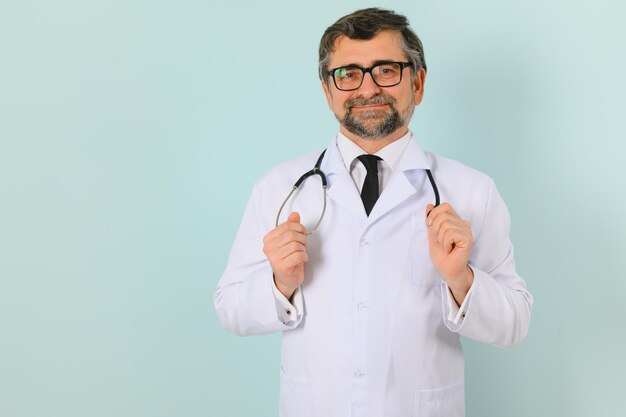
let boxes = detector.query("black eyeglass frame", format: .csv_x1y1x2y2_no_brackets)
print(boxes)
327,61,414,91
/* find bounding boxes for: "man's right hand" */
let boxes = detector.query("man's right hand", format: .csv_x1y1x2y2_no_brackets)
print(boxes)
262,212,308,299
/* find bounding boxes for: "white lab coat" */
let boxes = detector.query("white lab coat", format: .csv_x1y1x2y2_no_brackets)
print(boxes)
214,134,532,417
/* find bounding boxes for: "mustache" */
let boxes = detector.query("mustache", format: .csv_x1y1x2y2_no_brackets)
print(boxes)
346,95,397,109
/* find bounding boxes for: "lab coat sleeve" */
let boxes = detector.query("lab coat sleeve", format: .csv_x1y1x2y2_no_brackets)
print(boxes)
445,281,474,323
214,180,304,336
441,179,533,348
272,282,304,325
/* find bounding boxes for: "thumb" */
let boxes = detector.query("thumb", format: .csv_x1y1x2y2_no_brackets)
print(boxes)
425,204,435,218
287,211,301,223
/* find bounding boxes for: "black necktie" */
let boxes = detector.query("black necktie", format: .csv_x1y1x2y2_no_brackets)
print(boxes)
357,154,382,216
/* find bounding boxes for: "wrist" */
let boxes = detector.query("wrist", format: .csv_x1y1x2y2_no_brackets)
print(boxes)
446,265,474,294
273,274,297,300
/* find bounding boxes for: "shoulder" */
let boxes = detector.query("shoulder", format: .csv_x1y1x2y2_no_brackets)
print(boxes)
426,151,495,197
253,150,324,190
427,152,493,185
423,151,500,227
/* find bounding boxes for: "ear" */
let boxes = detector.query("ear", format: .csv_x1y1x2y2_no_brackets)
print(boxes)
412,68,427,105
321,79,334,110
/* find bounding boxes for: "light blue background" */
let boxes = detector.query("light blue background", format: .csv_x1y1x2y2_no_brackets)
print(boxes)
1,1,625,416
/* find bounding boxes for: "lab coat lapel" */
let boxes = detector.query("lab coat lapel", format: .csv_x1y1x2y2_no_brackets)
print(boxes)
321,138,367,219
366,171,417,222
367,136,432,222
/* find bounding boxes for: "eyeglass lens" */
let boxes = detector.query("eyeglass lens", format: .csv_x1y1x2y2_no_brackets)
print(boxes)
333,63,403,91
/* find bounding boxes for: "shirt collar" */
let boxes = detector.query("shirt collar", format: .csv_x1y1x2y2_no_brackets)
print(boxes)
321,130,431,175
336,130,412,172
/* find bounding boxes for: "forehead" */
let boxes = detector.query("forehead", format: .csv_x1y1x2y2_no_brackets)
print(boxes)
329,30,406,67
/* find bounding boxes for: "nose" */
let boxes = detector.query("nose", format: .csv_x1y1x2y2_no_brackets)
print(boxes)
356,71,381,98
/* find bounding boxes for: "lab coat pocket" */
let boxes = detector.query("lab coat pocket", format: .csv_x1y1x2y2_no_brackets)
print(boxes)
413,378,465,417
279,366,312,417
409,214,440,288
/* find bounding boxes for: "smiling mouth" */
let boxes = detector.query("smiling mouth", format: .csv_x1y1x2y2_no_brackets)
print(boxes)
352,104,389,110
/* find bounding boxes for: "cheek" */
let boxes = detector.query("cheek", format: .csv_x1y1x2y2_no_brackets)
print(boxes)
399,92,415,109
330,96,348,114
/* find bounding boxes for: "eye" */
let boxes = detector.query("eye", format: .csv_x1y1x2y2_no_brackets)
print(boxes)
334,67,360,79
378,65,399,75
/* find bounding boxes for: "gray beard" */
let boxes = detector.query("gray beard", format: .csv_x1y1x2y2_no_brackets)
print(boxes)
337,95,412,139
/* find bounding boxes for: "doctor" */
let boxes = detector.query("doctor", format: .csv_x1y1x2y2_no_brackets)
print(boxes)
214,7,532,417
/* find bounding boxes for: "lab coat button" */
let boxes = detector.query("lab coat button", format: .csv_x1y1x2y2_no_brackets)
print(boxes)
360,238,370,247
354,370,364,377
357,303,368,311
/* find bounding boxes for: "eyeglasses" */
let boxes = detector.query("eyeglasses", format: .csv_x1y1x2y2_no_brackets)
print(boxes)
328,62,413,91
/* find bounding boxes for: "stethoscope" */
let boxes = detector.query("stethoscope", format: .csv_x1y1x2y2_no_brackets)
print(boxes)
276,149,440,235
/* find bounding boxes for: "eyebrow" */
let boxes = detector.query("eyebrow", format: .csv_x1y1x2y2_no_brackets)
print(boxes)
333,59,400,69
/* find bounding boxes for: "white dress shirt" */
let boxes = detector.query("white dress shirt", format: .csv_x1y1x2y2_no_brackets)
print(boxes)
336,131,411,193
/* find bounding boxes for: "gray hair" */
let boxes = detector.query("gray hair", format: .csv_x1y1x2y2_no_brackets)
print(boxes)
318,8,426,83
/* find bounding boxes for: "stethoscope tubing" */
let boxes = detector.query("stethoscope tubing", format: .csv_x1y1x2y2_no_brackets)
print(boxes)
275,149,439,235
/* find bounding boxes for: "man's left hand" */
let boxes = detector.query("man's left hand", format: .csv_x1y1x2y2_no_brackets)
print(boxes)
425,203,474,305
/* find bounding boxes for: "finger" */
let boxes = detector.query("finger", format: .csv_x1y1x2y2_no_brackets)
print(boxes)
282,211,306,234
268,211,305,239
278,241,307,260
276,230,308,248
264,231,306,255
427,204,449,226
436,219,448,246
284,251,309,267
267,226,308,249
431,210,464,233
266,242,307,269
427,202,460,225
437,202,457,215
279,252,309,275
425,203,435,219
265,221,307,242
433,213,470,243
436,217,464,244
443,225,472,253
442,227,459,254
427,214,443,248
429,213,463,246
265,235,307,260
428,212,455,239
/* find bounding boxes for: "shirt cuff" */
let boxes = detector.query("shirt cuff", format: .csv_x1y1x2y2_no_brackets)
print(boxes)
272,277,303,325
445,276,474,324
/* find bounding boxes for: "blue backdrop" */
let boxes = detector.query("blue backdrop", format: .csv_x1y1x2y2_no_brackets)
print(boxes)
1,1,625,416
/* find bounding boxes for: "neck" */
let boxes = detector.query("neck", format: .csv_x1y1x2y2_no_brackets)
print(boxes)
339,126,409,154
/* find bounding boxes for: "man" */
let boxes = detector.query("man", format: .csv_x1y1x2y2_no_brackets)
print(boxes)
214,8,532,417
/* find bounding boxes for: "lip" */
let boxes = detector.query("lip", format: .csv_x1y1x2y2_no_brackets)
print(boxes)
352,104,389,110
